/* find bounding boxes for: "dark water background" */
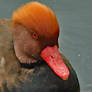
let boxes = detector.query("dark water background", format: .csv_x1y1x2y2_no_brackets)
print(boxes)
0,0,92,92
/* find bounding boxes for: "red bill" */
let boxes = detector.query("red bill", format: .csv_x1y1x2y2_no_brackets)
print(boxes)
40,45,70,80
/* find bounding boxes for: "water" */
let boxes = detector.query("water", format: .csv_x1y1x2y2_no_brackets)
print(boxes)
0,0,92,92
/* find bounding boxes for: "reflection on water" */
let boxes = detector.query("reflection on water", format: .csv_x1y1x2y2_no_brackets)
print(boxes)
0,0,92,92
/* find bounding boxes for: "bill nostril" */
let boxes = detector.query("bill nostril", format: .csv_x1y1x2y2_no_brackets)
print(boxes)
50,56,55,59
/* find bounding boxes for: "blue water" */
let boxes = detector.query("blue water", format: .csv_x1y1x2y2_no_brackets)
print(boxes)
0,0,92,92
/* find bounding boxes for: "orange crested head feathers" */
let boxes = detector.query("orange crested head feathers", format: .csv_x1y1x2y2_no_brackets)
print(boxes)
12,2,59,38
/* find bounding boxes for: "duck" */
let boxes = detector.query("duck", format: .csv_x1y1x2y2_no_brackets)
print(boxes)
0,2,80,92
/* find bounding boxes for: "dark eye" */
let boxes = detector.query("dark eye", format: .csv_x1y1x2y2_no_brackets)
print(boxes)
32,32,39,39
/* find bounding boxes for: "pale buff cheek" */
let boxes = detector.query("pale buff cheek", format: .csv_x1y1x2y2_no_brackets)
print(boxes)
24,39,42,57
14,37,41,63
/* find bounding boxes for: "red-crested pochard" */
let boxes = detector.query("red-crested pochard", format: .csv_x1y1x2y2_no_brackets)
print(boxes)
9,2,80,92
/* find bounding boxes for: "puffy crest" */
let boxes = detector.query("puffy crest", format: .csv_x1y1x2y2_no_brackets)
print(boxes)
12,2,59,36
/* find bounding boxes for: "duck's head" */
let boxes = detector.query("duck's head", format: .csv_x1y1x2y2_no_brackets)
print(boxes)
12,2,69,80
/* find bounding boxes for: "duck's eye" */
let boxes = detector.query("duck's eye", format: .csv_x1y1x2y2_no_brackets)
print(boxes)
32,32,39,39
